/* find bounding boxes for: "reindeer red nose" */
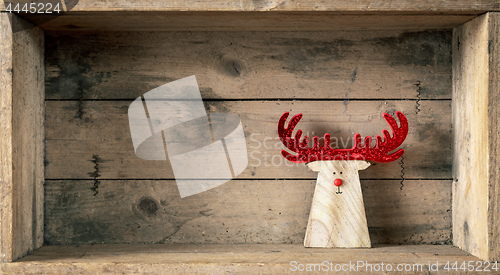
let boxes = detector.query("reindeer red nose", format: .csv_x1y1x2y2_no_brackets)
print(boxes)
334,178,343,187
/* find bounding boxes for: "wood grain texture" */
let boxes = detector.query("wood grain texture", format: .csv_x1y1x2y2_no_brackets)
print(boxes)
11,14,45,261
0,244,480,274
2,0,499,12
0,12,14,263
20,13,477,32
0,14,44,262
452,12,500,261
305,161,371,248
44,30,452,100
452,13,488,261
487,12,500,263
44,179,452,245
39,18,454,252
45,100,452,180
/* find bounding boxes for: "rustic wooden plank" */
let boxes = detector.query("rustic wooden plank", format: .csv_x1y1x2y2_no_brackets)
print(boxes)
0,244,479,274
20,13,476,32
11,14,45,261
452,12,500,261
0,14,44,262
0,12,14,263
452,14,488,261
2,0,499,12
44,179,452,246
16,244,477,262
44,30,452,100
487,12,500,263
45,100,452,180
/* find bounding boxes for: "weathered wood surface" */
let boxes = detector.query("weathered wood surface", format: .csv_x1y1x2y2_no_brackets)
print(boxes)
487,12,500,263
22,13,477,32
0,14,44,262
2,0,499,12
44,179,452,245
45,100,452,180
305,161,371,248
1,244,481,274
0,244,479,274
11,13,45,262
452,12,500,261
0,12,14,263
40,23,454,249
17,244,476,263
45,30,452,100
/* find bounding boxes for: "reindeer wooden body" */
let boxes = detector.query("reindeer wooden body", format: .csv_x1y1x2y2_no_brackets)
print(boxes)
278,111,408,248
305,160,371,247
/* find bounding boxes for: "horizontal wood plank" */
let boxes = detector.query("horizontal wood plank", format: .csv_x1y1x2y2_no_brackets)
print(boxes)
45,100,452,180
1,244,479,274
2,0,499,12
45,30,452,100
44,179,452,245
15,244,476,263
21,13,476,32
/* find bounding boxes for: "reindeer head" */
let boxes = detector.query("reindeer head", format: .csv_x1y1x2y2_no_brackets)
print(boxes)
278,111,408,192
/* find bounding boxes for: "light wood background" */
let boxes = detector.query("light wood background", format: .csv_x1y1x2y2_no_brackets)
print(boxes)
44,30,453,245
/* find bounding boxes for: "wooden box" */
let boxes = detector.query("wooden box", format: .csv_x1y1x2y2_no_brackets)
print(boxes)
1,1,499,274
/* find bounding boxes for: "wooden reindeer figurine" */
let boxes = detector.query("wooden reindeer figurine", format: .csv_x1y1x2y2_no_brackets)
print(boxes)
278,111,408,248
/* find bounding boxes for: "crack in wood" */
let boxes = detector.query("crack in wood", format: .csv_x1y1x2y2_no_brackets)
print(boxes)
159,219,191,243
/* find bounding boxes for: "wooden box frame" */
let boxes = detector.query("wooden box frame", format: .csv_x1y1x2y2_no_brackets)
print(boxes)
0,1,499,273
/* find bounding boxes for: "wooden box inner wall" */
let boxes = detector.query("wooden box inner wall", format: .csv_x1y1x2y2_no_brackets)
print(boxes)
43,30,453,246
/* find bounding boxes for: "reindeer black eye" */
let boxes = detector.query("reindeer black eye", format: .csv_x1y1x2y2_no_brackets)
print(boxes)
340,172,343,175
333,172,336,175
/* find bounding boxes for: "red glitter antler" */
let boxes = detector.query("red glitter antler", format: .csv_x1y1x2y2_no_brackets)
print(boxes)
277,111,408,163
